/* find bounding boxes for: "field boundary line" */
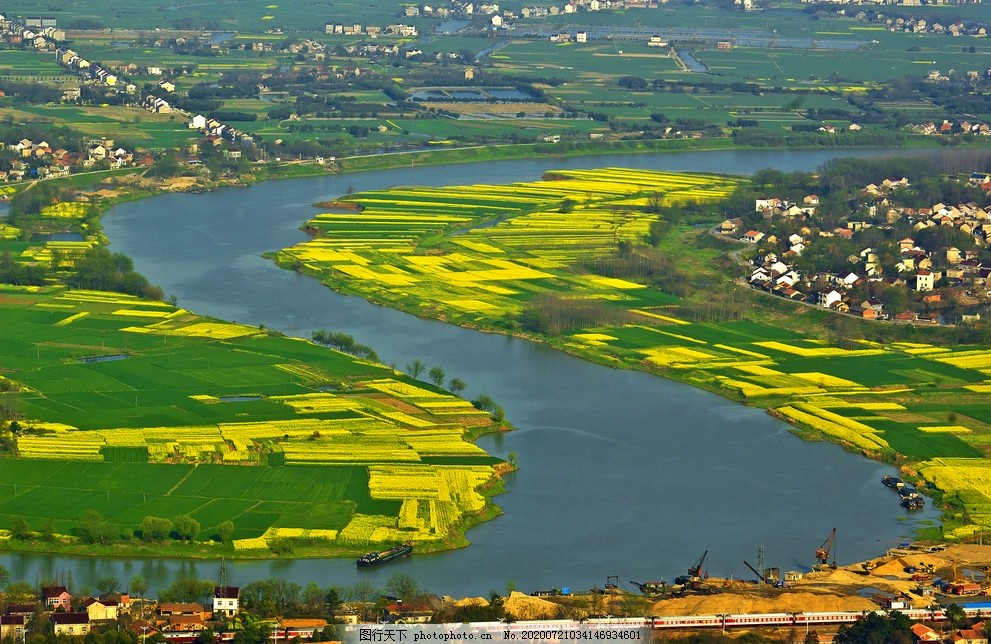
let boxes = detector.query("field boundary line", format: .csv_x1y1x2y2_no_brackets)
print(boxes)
164,464,198,496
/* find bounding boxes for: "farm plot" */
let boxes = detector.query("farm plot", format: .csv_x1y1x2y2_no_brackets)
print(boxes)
271,169,991,520
0,286,504,552
275,168,740,325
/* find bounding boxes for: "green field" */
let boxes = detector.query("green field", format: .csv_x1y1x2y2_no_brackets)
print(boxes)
271,168,991,541
0,285,504,554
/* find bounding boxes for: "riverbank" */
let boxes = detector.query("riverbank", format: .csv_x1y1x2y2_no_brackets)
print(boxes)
0,281,518,560
80,148,946,590
266,164,991,543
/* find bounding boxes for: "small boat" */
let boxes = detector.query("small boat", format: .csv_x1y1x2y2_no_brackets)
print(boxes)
356,543,413,567
901,496,925,510
882,475,903,488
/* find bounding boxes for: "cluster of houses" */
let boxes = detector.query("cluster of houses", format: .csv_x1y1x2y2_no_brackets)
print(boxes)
0,586,247,639
822,9,990,36
321,22,418,37
0,138,138,182
133,80,179,113
187,115,254,150
376,0,666,29
913,620,990,644
803,0,982,7
0,14,64,51
885,17,987,36
0,584,438,641
724,175,991,323
54,48,131,92
927,69,991,85
908,119,991,137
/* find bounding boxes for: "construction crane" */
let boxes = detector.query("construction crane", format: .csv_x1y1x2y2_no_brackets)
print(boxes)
689,550,708,580
743,560,767,583
815,528,837,568
675,550,709,587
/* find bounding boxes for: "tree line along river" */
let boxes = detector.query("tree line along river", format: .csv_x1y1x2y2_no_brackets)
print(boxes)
13,148,943,597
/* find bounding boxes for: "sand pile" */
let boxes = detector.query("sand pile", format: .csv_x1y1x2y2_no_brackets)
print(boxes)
454,597,490,607
937,545,991,568
503,592,562,620
819,569,918,599
869,554,946,578
652,591,876,616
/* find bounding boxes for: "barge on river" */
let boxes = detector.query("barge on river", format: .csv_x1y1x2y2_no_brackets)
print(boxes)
357,543,413,567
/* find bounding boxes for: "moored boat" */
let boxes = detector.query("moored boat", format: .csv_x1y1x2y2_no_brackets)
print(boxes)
900,495,925,510
356,543,413,567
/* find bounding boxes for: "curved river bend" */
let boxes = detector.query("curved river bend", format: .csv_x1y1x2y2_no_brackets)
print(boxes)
14,149,940,596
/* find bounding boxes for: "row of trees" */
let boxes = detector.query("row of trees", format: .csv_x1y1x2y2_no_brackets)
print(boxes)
402,360,504,421
310,330,379,362
7,512,235,547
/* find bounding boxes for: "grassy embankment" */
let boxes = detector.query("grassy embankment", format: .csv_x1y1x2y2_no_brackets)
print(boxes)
270,167,991,541
0,285,509,558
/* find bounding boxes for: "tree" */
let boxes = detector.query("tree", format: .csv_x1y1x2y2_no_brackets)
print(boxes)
10,516,30,540
159,578,215,604
945,603,967,629
302,582,325,615
471,394,496,412
348,579,378,621
448,377,466,395
141,516,173,542
34,518,51,542
130,575,149,599
174,515,201,543
217,520,235,544
96,576,121,596
406,359,426,378
79,509,113,545
834,611,911,644
0,564,9,590
240,579,302,616
325,586,343,613
428,366,445,387
384,573,421,603
6,581,37,603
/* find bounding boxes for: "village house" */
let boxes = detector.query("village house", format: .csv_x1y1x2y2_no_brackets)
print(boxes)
157,603,208,619
912,623,941,642
83,597,119,621
381,602,434,624
213,586,240,617
817,289,843,309
719,218,743,235
43,586,71,611
52,613,90,636
742,230,765,244
0,616,25,642
953,621,988,644
915,269,935,292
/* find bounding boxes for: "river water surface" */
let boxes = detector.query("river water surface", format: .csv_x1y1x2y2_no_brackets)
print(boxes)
13,149,941,597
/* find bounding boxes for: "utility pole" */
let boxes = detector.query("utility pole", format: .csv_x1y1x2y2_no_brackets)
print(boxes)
757,543,766,598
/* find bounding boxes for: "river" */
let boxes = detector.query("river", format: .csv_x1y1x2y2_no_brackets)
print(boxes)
14,148,942,597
